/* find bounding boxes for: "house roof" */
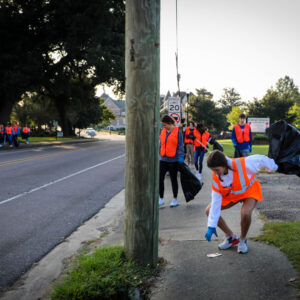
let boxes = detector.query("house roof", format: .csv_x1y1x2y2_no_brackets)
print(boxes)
100,93,126,112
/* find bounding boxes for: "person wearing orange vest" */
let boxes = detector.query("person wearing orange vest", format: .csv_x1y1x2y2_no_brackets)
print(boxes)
204,150,278,254
12,122,20,147
184,122,195,168
193,123,212,183
0,122,4,147
159,115,184,208
5,122,15,147
232,113,252,157
22,125,30,144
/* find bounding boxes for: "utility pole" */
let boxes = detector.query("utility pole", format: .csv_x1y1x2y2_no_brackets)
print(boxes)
124,0,160,266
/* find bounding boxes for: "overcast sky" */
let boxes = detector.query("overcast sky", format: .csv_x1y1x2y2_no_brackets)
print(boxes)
160,0,300,101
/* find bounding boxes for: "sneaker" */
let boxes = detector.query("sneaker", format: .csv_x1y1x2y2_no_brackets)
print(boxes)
159,198,165,206
9,145,13,148
218,235,239,250
238,238,248,254
170,199,179,207
196,173,202,183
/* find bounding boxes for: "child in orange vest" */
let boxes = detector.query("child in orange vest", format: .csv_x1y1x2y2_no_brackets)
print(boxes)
231,113,252,157
204,150,278,254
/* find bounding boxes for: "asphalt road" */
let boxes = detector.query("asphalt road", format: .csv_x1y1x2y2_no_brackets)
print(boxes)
0,140,125,291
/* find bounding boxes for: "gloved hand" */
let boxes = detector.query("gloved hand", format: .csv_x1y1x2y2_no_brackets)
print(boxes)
205,227,218,241
249,145,252,153
178,155,184,164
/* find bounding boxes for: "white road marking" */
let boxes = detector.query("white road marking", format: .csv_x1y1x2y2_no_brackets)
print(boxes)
0,154,125,206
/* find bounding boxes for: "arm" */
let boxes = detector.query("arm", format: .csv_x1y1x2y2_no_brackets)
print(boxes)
208,190,222,228
245,155,278,175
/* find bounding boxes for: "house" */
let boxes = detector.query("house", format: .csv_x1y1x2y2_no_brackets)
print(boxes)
100,93,126,128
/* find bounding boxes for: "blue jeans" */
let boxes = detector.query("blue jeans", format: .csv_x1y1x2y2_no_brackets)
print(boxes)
194,147,205,174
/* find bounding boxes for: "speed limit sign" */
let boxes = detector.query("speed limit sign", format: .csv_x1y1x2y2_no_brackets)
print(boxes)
168,97,181,114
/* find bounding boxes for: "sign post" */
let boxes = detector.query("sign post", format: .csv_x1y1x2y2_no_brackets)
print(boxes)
168,97,181,126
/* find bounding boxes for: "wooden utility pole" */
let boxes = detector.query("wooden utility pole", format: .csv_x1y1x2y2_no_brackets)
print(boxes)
124,0,160,266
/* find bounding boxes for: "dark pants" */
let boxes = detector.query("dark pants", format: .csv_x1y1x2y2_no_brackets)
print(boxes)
159,161,178,198
194,147,205,173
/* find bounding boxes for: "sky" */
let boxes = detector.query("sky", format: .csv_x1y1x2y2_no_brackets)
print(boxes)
160,0,300,102
98,0,300,102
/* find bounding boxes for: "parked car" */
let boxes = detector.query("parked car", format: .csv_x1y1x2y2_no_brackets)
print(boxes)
85,128,96,137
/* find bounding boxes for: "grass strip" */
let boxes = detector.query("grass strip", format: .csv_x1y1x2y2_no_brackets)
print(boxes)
253,221,300,291
51,245,157,300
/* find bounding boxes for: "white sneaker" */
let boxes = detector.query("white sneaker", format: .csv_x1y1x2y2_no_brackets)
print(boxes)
159,198,165,206
170,199,179,207
0,144,2,148
9,145,13,148
218,235,239,250
196,173,202,183
238,238,248,254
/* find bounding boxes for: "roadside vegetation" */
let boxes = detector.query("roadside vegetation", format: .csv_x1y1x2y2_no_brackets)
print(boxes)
253,222,300,292
51,245,158,300
218,139,269,158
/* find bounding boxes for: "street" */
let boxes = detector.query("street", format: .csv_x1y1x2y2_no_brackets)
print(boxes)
0,140,125,291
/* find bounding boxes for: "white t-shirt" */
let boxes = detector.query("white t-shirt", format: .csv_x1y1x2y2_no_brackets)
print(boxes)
207,155,278,228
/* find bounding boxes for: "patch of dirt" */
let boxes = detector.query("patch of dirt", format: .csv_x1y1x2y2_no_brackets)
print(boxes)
257,173,300,222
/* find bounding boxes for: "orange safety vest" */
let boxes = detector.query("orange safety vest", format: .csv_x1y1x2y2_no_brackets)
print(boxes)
5,126,12,135
0,124,4,134
184,127,194,144
23,127,29,133
211,157,262,207
160,127,179,157
234,124,250,143
13,125,19,132
194,129,210,149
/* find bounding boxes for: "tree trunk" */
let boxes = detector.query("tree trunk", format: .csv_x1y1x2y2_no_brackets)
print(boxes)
0,100,14,124
124,0,160,266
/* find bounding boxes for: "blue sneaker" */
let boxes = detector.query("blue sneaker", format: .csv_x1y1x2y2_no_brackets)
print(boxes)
159,198,165,206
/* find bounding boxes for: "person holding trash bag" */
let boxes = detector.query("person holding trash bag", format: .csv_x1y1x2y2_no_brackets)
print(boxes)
231,113,252,158
184,122,196,168
194,124,213,184
12,122,20,147
159,115,184,208
204,150,278,254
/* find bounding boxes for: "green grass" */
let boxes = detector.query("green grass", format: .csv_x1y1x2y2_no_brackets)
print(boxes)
253,221,300,291
217,139,269,158
19,136,83,143
51,245,157,300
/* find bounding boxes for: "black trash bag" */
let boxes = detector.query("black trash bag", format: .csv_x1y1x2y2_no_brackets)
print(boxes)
266,120,300,176
178,163,202,202
213,141,224,152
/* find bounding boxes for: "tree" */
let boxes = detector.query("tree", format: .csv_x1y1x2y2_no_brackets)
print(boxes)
189,88,226,131
217,87,243,115
247,89,295,124
288,103,300,130
226,106,245,130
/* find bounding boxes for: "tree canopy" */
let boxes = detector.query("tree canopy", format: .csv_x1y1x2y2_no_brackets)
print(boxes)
0,0,125,135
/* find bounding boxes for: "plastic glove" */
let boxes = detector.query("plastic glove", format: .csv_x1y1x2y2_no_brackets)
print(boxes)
205,227,218,242
249,146,252,153
178,155,184,164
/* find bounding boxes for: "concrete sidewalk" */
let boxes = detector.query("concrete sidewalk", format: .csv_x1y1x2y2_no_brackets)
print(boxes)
1,155,298,300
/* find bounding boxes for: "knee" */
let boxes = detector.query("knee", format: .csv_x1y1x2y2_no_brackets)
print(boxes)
241,209,252,220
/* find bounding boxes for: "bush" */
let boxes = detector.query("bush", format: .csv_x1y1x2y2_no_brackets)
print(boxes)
253,134,268,141
51,245,156,300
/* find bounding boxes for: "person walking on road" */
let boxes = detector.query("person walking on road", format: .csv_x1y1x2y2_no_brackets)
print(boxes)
12,122,20,147
232,113,252,157
194,124,212,184
0,122,4,147
22,125,30,144
159,115,184,208
5,122,14,148
184,122,195,168
204,150,278,254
